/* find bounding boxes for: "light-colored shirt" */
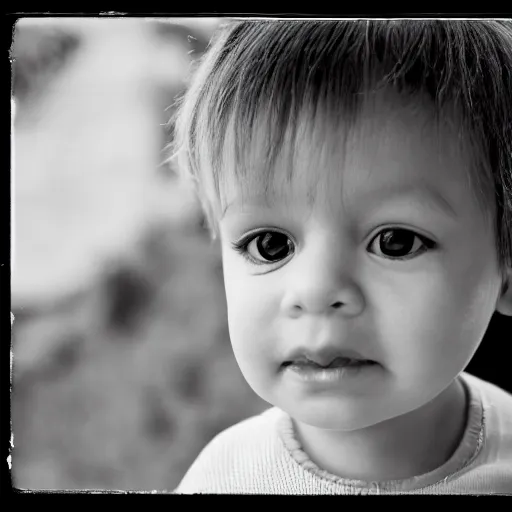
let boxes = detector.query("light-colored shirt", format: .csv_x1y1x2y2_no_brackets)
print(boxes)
175,372,512,494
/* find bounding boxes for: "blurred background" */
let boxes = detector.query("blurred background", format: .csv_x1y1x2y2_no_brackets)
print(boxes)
10,16,268,491
10,16,512,492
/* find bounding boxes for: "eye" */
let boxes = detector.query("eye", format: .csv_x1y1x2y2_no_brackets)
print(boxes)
367,228,436,260
232,230,295,265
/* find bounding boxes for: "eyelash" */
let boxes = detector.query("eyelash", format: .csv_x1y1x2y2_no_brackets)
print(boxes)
231,227,438,266
369,231,437,261
231,228,294,267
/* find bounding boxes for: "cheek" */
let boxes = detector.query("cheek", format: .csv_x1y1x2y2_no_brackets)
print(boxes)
373,257,501,381
222,254,279,357
222,259,283,403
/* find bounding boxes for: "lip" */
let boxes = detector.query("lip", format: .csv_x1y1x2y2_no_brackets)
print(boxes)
282,347,374,369
284,362,376,385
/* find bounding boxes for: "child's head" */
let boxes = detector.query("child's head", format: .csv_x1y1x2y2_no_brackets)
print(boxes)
172,20,512,431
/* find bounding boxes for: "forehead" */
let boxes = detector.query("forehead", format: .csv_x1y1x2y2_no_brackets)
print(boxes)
215,91,478,218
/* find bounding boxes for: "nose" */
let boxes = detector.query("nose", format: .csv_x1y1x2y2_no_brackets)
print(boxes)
280,240,365,319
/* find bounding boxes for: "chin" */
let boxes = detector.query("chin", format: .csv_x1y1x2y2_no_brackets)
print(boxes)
282,398,393,432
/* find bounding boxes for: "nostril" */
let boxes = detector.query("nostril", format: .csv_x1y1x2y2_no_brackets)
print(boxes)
331,301,343,309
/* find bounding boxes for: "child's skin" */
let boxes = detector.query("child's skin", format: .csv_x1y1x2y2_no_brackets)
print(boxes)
216,90,512,481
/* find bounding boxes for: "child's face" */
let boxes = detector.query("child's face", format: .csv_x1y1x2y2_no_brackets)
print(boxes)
217,94,504,431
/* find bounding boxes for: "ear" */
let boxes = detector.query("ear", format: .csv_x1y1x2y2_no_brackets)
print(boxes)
496,267,512,316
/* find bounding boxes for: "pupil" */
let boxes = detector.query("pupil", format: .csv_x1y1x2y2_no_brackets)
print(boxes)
380,229,414,255
257,233,290,261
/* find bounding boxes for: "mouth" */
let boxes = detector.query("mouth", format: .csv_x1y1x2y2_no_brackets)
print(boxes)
282,356,377,370
280,352,380,385
281,346,378,369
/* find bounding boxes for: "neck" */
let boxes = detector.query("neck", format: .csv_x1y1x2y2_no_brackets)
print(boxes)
293,378,468,482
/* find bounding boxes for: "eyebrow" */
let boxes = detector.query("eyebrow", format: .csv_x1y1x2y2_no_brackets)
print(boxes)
221,194,279,219
221,184,458,220
371,184,458,220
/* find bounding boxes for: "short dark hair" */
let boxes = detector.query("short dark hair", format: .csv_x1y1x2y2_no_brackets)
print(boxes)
171,19,512,270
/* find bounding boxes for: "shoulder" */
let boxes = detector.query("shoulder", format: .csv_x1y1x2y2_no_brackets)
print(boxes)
458,373,512,493
174,407,286,494
462,372,512,448
462,372,512,424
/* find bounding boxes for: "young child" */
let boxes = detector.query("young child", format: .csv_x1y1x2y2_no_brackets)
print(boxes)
171,19,512,494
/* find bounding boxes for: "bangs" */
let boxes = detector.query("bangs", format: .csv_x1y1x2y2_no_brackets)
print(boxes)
214,101,356,217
